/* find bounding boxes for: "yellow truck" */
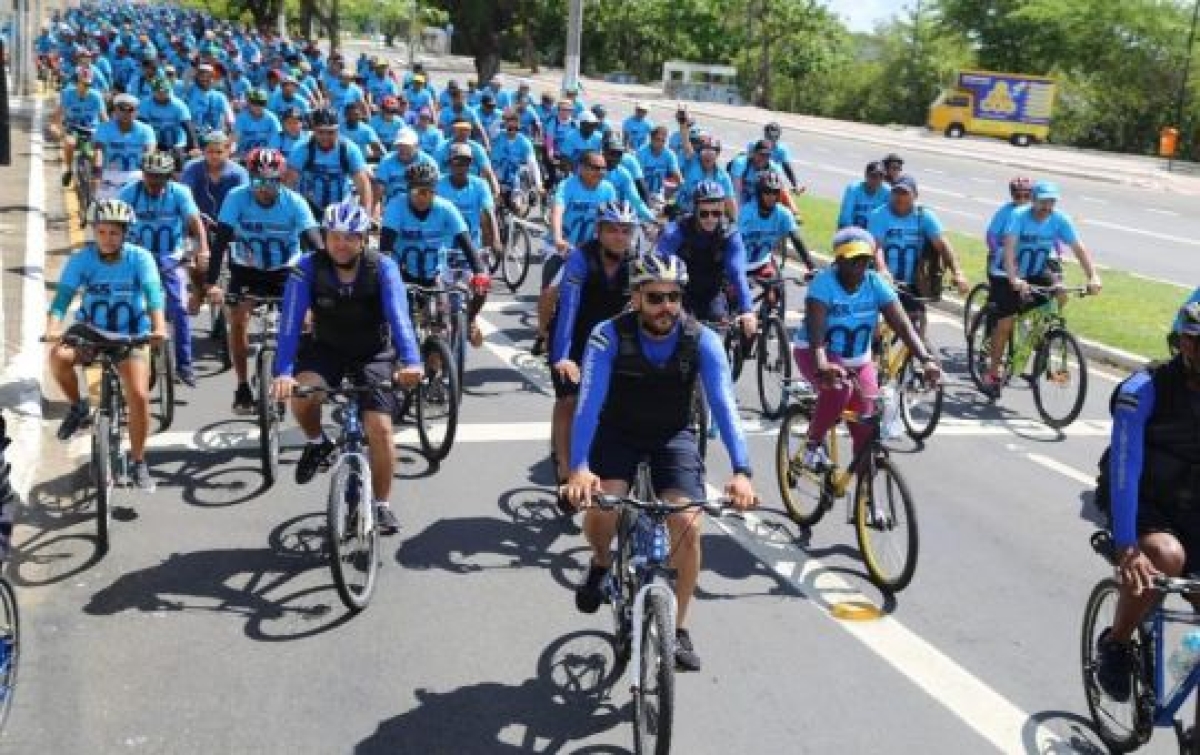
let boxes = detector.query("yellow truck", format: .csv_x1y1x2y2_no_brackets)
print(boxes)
927,70,1056,147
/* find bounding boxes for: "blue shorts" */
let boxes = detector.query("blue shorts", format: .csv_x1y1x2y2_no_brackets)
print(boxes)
589,425,704,500
294,338,396,415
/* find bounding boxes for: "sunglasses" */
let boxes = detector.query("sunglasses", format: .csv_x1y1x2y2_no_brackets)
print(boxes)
251,177,280,189
583,163,606,170
602,224,635,235
115,104,136,112
697,209,723,219
643,290,683,305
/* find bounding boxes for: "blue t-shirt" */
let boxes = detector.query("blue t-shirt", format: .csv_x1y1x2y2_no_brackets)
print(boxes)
179,157,249,221
51,242,165,336
381,195,469,280
343,121,382,155
636,145,680,195
606,164,654,222
554,176,618,247
268,129,306,155
60,86,106,129
437,105,483,137
267,90,312,119
183,85,230,133
738,204,798,267
416,124,445,155
994,206,1080,278
364,73,400,105
95,119,157,171
837,181,891,230
746,140,793,167
490,132,536,186
867,204,945,285
437,174,494,248
217,184,318,270
796,268,898,365
286,136,368,212
677,160,734,213
728,154,786,206
138,94,192,149
369,115,406,150
117,180,200,260
985,201,1022,256
233,108,282,157
622,115,654,151
373,151,437,203
559,128,603,165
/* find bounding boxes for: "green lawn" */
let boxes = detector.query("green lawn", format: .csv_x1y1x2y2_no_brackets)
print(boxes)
794,194,1186,361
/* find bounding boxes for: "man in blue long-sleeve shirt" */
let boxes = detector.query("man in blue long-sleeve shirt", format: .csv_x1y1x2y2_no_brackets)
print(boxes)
270,199,423,535
564,253,757,673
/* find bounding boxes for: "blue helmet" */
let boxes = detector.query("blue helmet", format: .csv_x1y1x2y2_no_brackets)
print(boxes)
692,179,726,203
596,199,637,225
322,199,372,234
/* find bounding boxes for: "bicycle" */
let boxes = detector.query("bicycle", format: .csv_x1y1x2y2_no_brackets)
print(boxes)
875,287,944,441
0,427,20,734
294,375,392,613
148,336,175,432
966,284,1091,428
774,377,919,591
1081,530,1200,754
496,201,538,293
70,125,96,226
589,461,734,755
405,282,462,463
51,324,153,554
962,281,989,335
226,293,286,486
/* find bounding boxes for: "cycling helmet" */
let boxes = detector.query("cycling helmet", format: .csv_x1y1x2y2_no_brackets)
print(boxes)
380,95,400,111
631,253,688,287
246,147,286,179
90,198,137,226
322,199,372,234
764,121,782,140
756,170,784,194
692,179,726,203
1009,176,1033,195
602,133,625,153
142,150,175,175
832,227,875,260
1178,302,1200,336
246,88,268,105
405,161,440,188
596,200,637,226
310,106,339,129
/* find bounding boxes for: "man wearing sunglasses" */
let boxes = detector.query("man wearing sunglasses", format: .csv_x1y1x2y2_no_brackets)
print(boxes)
434,118,501,199
542,99,578,189
564,252,757,672
836,160,891,230
93,92,158,201
490,108,542,209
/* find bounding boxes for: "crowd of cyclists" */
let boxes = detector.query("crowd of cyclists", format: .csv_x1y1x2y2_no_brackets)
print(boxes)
26,0,1200,721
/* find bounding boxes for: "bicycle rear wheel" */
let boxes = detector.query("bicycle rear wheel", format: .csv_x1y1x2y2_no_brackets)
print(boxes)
256,348,282,486
774,403,830,527
756,316,791,420
150,339,175,432
416,338,460,463
327,455,379,612
91,413,113,554
1032,328,1088,429
503,224,533,292
1080,578,1151,753
962,282,989,335
633,583,675,755
450,307,467,400
966,310,1012,394
689,384,709,462
0,577,19,732
854,457,919,592
898,354,943,440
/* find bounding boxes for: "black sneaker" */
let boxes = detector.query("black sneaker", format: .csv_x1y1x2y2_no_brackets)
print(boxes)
675,628,702,672
574,562,608,614
61,170,72,188
295,438,334,485
57,400,90,441
376,504,400,536
1095,627,1134,702
232,383,255,415
531,336,546,356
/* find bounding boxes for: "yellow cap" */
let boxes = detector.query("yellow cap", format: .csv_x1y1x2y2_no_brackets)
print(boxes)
834,239,874,260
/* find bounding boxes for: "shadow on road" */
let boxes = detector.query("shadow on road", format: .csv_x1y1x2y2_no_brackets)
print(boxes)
12,465,106,585
355,629,631,755
1021,710,1108,754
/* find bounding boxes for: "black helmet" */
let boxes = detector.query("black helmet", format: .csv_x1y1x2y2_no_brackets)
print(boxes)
310,106,339,129
405,161,440,188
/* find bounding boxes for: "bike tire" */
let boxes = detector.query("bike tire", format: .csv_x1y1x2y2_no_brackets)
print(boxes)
898,353,943,441
854,458,919,592
416,338,460,463
774,403,829,527
633,584,675,755
0,577,19,733
327,455,379,612
1032,328,1088,429
503,225,533,293
689,383,709,462
75,155,92,228
151,339,175,432
724,326,744,383
965,310,1012,394
256,348,281,486
92,413,113,555
962,282,989,335
1079,578,1151,753
211,304,232,371
450,308,467,401
756,316,792,420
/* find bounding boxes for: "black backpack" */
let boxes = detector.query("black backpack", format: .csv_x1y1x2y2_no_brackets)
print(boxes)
912,205,944,301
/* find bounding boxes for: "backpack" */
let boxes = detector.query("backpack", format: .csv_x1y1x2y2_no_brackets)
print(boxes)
304,137,351,175
913,205,944,301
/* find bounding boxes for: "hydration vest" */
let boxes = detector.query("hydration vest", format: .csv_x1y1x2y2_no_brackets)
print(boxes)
566,241,630,362
310,250,390,359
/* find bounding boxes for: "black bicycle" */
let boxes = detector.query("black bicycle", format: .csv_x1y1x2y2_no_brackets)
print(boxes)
227,294,286,485
405,283,461,463
148,336,175,432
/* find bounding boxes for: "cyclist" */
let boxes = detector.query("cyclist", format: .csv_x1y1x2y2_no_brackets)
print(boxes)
232,88,281,160
414,107,445,155
438,143,500,345
284,106,373,216
363,57,401,111
206,148,323,414
55,66,107,189
982,180,1103,397
751,121,800,189
117,151,208,387
490,108,542,204
268,106,308,155
590,103,615,137
438,82,489,150
729,139,795,211
183,63,233,136
738,171,814,284
434,118,502,199
477,93,503,141
342,102,384,163
369,95,411,148
836,161,890,230
46,198,166,491
372,128,437,210
563,253,757,671
636,126,682,201
543,98,578,185
93,92,157,201
559,111,604,168
678,134,737,220
549,201,637,504
600,135,655,223
791,227,941,471
655,180,756,340
881,153,904,186
1094,302,1200,704
267,73,312,121
622,101,654,151
270,199,423,535
138,77,195,168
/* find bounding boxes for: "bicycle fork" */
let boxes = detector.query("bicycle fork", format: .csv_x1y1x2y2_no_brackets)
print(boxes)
628,578,677,695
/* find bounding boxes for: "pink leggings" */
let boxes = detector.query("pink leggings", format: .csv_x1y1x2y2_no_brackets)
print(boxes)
793,348,879,456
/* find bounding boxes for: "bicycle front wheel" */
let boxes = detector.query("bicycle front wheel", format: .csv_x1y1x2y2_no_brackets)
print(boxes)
0,577,19,732
327,456,379,612
898,354,943,440
256,348,282,486
756,316,791,420
774,403,830,527
91,414,113,554
416,338,460,463
1080,578,1150,753
854,457,919,592
633,583,675,755
1032,328,1088,429
962,282,989,335
151,339,175,432
503,225,533,293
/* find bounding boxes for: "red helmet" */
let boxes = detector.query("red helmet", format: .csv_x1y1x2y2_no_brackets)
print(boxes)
246,147,286,179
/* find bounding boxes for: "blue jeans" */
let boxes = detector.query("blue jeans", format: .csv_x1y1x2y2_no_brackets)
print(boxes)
157,257,192,373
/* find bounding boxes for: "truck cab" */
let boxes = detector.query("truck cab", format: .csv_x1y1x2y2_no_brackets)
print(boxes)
928,90,973,139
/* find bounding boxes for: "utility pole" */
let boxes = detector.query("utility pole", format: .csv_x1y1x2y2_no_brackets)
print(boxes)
564,0,582,93
407,0,419,67
1175,0,1200,132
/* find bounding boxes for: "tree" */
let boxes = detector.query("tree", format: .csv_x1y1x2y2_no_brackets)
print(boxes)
430,0,518,82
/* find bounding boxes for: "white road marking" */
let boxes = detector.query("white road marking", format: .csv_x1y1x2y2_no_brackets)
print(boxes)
920,186,967,199
935,207,984,220
1146,208,1178,217
792,160,859,179
925,168,946,175
1081,196,1107,204
969,177,994,184
475,315,554,396
1084,218,1200,247
1025,453,1098,485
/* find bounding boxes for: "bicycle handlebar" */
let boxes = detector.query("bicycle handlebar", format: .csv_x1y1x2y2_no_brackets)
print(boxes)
590,494,736,517
1026,284,1091,297
292,380,396,399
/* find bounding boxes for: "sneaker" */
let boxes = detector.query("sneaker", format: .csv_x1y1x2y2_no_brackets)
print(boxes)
981,372,1003,400
61,170,72,187
574,562,608,614
57,400,90,441
376,504,400,536
232,383,255,415
675,628,702,672
130,460,155,492
531,336,546,356
295,437,334,485
802,444,831,472
1095,627,1134,702
176,367,197,388
469,322,484,348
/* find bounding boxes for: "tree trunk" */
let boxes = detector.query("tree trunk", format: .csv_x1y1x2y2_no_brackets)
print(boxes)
325,0,340,54
521,0,538,72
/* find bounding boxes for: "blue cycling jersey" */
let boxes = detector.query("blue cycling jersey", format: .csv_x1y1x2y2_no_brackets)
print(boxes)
554,176,618,247
837,181,891,230
746,140,793,167
415,124,445,155
268,129,305,155
622,115,654,151
728,154,786,206
437,105,483,136
286,136,367,211
436,174,494,248
985,201,1022,256
1110,371,1155,549
95,119,157,171
364,73,400,104
738,203,798,268
117,180,199,260
381,195,468,279
490,132,536,186
50,242,165,336
570,318,750,472
60,86,106,129
867,204,945,285
373,151,437,203
233,108,282,157
179,157,249,221
605,164,654,222
992,206,1079,278
183,85,230,133
794,268,898,366
217,184,317,270
635,145,680,195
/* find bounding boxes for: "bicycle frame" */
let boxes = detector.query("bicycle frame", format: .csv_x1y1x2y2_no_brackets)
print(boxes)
1146,604,1200,726
1009,297,1063,377
324,391,376,542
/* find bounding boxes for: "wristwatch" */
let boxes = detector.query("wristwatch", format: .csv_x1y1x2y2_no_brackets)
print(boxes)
733,466,753,479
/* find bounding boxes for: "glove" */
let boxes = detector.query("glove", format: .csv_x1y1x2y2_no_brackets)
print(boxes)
469,273,491,295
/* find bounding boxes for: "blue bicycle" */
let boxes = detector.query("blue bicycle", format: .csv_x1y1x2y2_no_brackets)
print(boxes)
1082,530,1200,753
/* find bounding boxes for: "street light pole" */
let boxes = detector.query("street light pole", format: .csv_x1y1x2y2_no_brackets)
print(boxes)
564,0,582,93
408,0,419,67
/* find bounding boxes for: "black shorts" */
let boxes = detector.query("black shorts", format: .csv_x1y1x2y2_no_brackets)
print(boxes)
590,425,705,500
228,264,290,300
549,353,581,398
685,288,729,324
1138,501,1200,575
897,288,926,321
986,271,1057,320
294,338,397,415
542,252,567,290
